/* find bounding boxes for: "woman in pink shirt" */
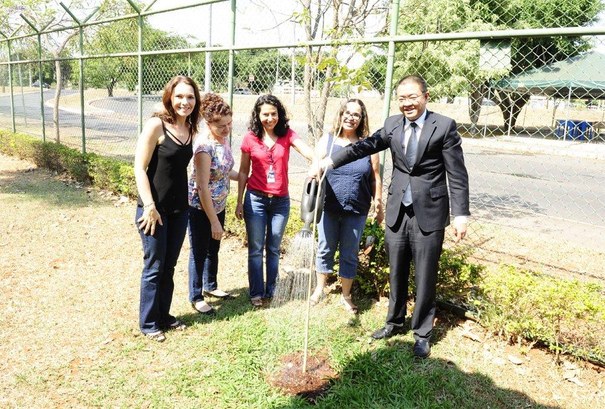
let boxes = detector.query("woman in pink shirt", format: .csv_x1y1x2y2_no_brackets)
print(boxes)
236,95,314,307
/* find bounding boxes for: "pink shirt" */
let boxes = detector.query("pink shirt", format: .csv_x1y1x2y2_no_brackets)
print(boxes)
240,128,300,197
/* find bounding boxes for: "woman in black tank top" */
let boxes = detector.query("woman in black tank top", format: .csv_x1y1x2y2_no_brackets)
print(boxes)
133,76,201,342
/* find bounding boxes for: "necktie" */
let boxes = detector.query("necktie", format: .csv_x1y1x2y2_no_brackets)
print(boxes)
402,122,418,206
405,122,418,166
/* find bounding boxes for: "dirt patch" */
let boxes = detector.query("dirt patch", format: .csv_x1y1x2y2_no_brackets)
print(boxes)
266,351,337,404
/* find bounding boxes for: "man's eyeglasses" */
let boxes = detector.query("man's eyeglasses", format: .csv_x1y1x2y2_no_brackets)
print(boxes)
397,94,425,103
343,111,362,120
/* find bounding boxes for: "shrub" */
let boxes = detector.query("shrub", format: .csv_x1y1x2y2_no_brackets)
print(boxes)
87,153,136,197
356,219,484,307
0,130,134,197
357,219,390,298
478,265,605,362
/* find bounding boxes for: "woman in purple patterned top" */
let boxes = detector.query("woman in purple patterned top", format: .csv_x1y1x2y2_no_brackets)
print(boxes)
187,93,238,315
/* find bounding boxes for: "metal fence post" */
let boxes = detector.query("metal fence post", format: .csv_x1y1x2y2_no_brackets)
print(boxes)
126,0,144,136
0,32,16,133
20,15,45,142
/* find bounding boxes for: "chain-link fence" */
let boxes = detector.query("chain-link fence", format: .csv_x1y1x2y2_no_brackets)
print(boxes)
1,0,604,283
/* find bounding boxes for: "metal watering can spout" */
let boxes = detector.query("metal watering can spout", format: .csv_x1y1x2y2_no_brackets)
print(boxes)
300,176,323,233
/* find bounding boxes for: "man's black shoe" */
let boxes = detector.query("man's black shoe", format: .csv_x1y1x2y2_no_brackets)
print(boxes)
413,339,431,358
371,325,405,340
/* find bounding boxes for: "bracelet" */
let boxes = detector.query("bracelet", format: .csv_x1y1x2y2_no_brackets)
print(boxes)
143,201,155,209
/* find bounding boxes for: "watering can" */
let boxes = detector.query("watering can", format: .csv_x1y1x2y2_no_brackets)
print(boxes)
300,176,324,234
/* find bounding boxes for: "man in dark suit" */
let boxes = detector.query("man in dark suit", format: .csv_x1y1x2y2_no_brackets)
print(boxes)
320,75,470,358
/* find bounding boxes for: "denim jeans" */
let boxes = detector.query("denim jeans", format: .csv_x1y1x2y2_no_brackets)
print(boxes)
188,206,225,302
316,210,367,279
244,190,290,299
136,206,189,334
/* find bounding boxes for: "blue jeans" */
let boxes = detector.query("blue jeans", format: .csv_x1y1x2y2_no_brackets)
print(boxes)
244,190,290,299
316,210,367,279
136,206,189,334
188,206,225,302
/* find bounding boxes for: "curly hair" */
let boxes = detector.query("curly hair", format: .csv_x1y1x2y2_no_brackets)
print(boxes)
248,94,290,138
153,75,201,135
332,98,370,139
199,92,232,123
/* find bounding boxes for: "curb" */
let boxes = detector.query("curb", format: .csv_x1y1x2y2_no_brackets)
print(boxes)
463,136,605,161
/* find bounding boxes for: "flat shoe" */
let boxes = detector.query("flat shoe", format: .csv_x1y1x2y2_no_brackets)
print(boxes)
250,297,263,307
192,300,216,315
144,330,166,342
204,289,234,299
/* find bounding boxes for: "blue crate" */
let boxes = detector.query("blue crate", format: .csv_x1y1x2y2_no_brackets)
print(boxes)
554,120,593,141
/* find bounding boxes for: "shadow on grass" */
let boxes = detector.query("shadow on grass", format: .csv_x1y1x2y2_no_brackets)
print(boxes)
176,286,259,325
0,167,93,207
279,340,559,409
253,308,558,409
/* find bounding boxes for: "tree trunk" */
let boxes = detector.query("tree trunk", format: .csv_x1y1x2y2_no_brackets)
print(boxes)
494,89,530,133
53,58,61,143
303,46,315,140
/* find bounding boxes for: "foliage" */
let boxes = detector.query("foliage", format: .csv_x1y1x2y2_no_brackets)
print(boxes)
0,130,135,196
394,0,604,129
357,219,390,298
187,46,231,93
86,153,136,196
78,17,139,96
433,247,485,309
477,265,605,362
356,219,484,306
140,29,191,94
296,0,390,140
234,49,296,94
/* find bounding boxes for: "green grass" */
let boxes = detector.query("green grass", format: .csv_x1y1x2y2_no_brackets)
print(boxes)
26,294,552,409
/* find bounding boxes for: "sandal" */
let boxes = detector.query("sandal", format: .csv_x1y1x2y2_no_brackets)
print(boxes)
250,297,263,307
167,320,187,331
309,290,324,306
144,330,166,342
341,295,358,314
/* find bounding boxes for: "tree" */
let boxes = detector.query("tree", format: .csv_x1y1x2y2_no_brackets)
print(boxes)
7,0,106,142
77,16,138,97
295,0,389,141
234,49,292,94
395,0,604,132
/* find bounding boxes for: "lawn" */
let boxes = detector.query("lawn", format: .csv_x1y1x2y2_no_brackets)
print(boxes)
0,153,602,408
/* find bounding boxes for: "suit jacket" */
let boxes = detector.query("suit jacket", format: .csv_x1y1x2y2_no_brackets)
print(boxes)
331,110,470,232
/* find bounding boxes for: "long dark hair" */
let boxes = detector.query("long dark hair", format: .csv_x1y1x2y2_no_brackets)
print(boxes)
248,94,290,138
154,75,201,135
332,98,370,139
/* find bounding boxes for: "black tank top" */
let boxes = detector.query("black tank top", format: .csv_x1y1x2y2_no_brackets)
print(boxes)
138,121,193,213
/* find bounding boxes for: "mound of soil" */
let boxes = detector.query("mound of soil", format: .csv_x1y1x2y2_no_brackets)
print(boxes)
267,351,337,404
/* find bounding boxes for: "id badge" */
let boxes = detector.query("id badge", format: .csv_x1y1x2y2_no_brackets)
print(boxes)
267,165,276,184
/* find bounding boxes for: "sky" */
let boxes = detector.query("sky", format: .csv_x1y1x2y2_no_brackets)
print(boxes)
146,0,305,47
146,0,388,50
146,1,605,53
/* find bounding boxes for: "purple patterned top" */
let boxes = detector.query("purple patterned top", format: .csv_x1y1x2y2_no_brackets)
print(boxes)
188,136,234,213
